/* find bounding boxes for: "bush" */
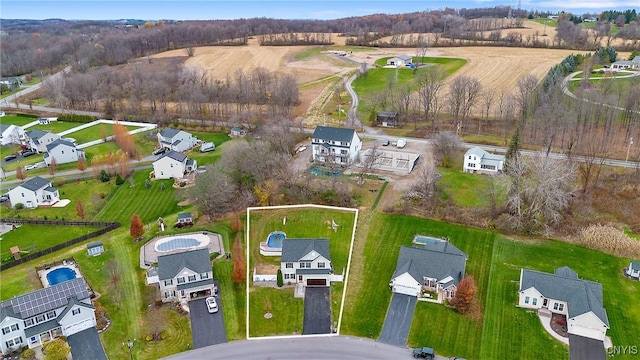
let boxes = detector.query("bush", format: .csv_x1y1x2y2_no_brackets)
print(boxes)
57,114,97,123
20,349,36,360
277,269,283,287
14,203,24,210
99,170,110,182
115,174,125,185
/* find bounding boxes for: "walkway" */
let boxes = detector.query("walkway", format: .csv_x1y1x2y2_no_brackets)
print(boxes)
537,309,569,345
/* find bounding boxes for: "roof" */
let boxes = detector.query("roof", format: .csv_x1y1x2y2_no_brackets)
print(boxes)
56,296,94,321
377,111,398,117
397,54,412,61
0,278,89,320
87,241,103,249
26,128,50,141
178,213,192,220
19,176,51,192
159,127,182,139
176,278,214,291
312,126,357,143
281,238,331,263
158,150,187,163
157,248,211,280
465,146,505,164
25,319,59,338
45,139,76,152
519,267,609,326
392,245,467,287
0,123,12,132
630,261,640,271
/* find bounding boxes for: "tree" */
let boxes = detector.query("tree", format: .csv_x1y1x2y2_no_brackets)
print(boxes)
188,164,241,220
357,144,383,186
75,200,85,219
99,169,110,182
504,127,521,172
449,275,480,318
432,131,462,168
515,74,539,121
48,158,57,175
408,156,439,201
15,166,26,180
231,234,246,284
42,338,70,360
447,76,482,135
77,157,87,172
130,213,145,239
418,67,445,132
144,307,168,341
106,259,122,306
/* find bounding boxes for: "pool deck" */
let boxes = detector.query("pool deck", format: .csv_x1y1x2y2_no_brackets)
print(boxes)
37,260,83,288
140,231,224,269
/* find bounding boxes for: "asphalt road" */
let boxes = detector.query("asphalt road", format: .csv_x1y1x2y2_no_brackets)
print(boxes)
302,287,332,335
378,293,417,346
189,293,227,349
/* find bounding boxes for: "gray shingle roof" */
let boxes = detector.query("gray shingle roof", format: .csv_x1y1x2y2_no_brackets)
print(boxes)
160,150,187,163
630,261,640,271
176,278,214,291
397,54,412,61
178,213,192,220
20,176,51,192
519,267,609,326
312,126,357,143
157,249,211,280
392,245,467,288
45,139,76,152
0,123,11,132
25,319,59,338
281,238,330,263
87,242,103,249
26,128,49,141
56,296,94,321
159,128,181,139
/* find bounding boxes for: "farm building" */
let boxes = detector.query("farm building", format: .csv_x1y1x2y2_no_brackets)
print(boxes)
376,111,399,127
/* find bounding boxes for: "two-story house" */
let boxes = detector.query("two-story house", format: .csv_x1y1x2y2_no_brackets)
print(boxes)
156,249,215,302
25,129,60,154
463,146,505,174
280,238,334,287
7,176,60,208
43,139,85,166
152,150,197,180
0,278,96,353
311,126,362,166
157,128,198,153
0,123,26,146
518,266,610,341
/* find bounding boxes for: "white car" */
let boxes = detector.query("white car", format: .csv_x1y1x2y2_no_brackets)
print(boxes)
24,164,39,171
295,146,307,154
206,296,218,313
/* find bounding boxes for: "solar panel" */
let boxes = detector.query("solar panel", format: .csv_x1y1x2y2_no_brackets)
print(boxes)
6,278,89,318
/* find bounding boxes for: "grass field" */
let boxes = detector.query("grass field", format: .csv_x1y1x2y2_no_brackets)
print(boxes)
64,123,140,145
0,114,39,126
438,166,500,207
30,121,82,134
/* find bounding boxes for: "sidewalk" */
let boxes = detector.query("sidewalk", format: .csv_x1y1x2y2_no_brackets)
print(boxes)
537,310,569,345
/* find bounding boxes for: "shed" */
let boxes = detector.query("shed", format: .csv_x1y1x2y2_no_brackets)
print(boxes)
376,111,399,127
178,212,193,224
87,242,104,256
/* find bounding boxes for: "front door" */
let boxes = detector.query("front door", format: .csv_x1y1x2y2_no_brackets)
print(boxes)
543,298,548,307
298,275,303,283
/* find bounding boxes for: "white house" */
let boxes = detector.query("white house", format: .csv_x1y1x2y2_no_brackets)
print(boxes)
7,176,60,208
0,123,25,146
43,139,85,166
0,278,96,353
152,150,197,179
389,241,467,302
626,261,640,279
280,238,335,287
463,146,505,174
518,266,610,341
386,55,413,67
155,249,215,302
610,56,640,71
157,128,198,153
311,126,362,166
25,129,60,153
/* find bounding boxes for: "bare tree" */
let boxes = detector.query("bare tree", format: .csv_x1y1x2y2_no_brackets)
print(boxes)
432,131,462,167
447,76,481,135
356,143,383,185
408,156,439,200
515,74,539,122
188,164,241,220
418,67,445,132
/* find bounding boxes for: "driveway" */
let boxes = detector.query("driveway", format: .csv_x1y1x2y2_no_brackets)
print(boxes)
189,287,227,349
378,293,417,346
569,334,606,360
66,327,107,360
302,287,332,335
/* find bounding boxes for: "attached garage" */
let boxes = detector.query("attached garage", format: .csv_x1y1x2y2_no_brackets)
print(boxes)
306,279,327,287
62,318,95,335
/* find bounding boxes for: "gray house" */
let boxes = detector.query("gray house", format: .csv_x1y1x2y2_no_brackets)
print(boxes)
157,128,198,153
25,129,60,153
280,239,333,287
157,249,215,302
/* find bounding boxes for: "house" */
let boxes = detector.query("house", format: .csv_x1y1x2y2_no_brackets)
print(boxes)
386,55,413,67
7,176,60,208
311,126,362,166
376,111,399,127
86,242,104,256
518,266,610,341
43,139,85,166
25,129,60,153
156,128,198,153
230,127,246,138
0,123,25,146
280,238,334,287
0,278,96,353
152,150,197,179
463,146,505,174
626,261,640,279
156,249,215,302
611,56,640,71
389,241,467,302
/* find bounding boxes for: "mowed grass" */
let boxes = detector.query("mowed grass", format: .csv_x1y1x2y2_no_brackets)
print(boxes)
30,121,82,134
249,287,304,337
0,114,39,126
438,167,500,207
95,170,182,225
65,123,140,145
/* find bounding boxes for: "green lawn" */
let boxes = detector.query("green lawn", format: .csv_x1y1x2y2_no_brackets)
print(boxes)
438,167,500,207
249,287,304,337
30,121,82,134
64,123,140,145
0,114,39,126
532,18,557,28
183,132,232,167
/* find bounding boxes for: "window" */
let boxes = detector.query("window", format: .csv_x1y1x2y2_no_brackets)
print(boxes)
24,319,34,327
300,262,311,268
164,279,173,286
532,298,538,306
46,311,56,319
72,308,81,316
285,263,293,269
284,274,295,280
469,156,472,159
558,304,564,312
35,315,45,323
5,336,22,348
525,296,530,304
200,273,209,280
170,164,173,168
317,262,325,268
2,327,10,335
481,164,496,170
188,275,197,282
340,150,347,155
553,303,558,310
177,277,185,284
164,291,175,298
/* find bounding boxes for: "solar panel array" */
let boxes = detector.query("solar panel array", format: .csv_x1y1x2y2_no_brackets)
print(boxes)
7,278,88,318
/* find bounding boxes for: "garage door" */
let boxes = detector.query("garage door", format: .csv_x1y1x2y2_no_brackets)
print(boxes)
63,318,94,335
306,279,326,286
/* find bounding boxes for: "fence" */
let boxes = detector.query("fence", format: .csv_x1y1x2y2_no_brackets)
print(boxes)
0,219,120,270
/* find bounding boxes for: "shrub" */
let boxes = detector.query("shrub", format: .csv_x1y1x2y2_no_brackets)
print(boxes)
277,269,283,287
99,170,110,182
20,349,36,360
576,224,640,258
115,174,125,185
14,203,24,210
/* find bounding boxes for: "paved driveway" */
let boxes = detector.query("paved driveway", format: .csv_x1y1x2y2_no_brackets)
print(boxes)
569,334,606,360
67,327,107,360
378,293,417,346
190,289,227,349
302,287,332,335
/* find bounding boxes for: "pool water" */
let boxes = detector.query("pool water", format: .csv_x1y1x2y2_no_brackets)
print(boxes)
267,231,286,248
413,235,444,245
156,238,201,252
46,267,77,286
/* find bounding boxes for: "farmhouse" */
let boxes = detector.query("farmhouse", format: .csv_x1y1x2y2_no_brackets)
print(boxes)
280,238,335,287
157,128,198,153
376,111,399,127
0,278,96,353
155,249,215,302
25,129,60,153
386,55,413,67
463,146,504,174
626,261,640,280
518,266,609,341
152,150,197,179
7,176,60,208
610,56,640,71
311,126,362,166
43,139,85,166
0,123,25,146
389,240,467,302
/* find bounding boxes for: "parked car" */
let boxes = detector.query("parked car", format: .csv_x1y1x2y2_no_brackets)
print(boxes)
152,148,166,155
21,150,36,157
206,296,218,313
391,140,398,147
200,142,215,152
412,347,435,359
295,145,307,154
24,164,39,171
382,139,390,146
396,138,407,148
449,358,466,360
0,195,9,203
3,154,17,161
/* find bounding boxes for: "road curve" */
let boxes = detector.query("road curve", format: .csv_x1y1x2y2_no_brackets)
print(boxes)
561,69,640,115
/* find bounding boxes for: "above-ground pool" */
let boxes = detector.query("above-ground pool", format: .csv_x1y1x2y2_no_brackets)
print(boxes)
413,235,445,246
310,167,341,177
260,231,286,256
154,233,210,252
46,267,78,286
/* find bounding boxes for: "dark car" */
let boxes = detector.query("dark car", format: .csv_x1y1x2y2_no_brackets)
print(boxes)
3,154,17,161
412,347,435,359
382,139,390,146
152,148,166,155
21,150,36,157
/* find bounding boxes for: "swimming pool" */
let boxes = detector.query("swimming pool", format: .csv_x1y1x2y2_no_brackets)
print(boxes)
267,231,286,248
413,235,445,246
46,267,77,286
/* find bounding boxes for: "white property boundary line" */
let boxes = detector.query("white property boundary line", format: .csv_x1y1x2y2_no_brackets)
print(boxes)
245,204,359,340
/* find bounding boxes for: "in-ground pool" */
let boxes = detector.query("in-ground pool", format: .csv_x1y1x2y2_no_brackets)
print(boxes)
155,234,210,252
310,167,341,177
260,231,286,256
413,235,445,246
46,267,78,286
